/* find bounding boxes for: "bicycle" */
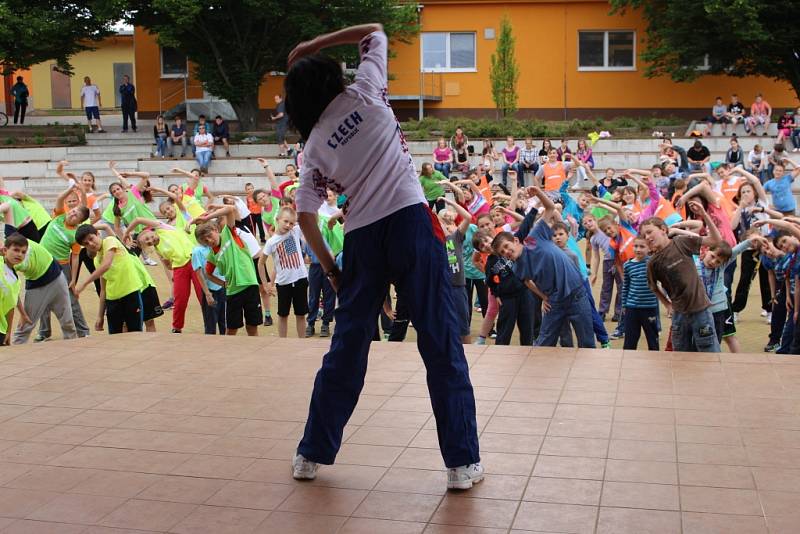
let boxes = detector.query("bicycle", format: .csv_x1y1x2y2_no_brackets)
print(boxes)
0,111,7,127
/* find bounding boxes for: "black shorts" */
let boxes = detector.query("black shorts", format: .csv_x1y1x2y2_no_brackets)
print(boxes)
253,257,270,283
707,116,731,124
141,285,164,322
277,278,309,317
226,284,263,329
454,285,471,337
712,307,736,342
106,291,143,334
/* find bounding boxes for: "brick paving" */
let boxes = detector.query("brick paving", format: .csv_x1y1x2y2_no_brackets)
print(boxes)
0,334,797,532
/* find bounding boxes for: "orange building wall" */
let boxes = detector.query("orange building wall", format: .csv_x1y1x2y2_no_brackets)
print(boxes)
387,0,797,118
135,27,287,118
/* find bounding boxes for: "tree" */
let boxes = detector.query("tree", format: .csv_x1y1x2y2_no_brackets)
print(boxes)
0,0,124,75
127,0,418,130
489,16,519,118
611,0,800,100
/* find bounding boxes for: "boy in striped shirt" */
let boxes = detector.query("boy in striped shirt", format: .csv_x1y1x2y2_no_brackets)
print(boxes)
622,236,660,350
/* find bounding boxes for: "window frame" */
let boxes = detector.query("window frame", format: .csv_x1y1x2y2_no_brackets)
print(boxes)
160,46,188,78
577,30,636,72
420,31,477,73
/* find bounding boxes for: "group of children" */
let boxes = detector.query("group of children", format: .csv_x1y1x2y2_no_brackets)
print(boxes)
1,132,799,355
423,138,800,354
0,157,345,344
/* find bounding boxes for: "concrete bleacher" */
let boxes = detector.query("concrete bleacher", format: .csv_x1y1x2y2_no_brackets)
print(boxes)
0,130,795,212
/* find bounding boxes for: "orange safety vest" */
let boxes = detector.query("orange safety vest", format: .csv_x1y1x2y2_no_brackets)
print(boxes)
543,162,567,191
652,197,679,222
719,177,744,204
611,225,637,264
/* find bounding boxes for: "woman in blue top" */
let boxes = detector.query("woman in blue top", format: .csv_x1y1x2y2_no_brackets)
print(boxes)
764,158,800,215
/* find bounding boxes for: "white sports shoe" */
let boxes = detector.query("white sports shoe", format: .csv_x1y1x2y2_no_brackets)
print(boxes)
292,453,318,480
447,463,484,490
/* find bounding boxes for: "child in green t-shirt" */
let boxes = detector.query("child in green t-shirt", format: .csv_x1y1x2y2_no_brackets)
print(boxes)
3,233,77,344
194,205,263,336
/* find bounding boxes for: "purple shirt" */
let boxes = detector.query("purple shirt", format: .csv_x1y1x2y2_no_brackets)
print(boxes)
502,146,519,163
434,147,452,163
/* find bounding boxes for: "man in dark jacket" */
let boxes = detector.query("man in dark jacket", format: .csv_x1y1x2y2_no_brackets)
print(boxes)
212,115,230,157
10,76,29,125
119,75,137,132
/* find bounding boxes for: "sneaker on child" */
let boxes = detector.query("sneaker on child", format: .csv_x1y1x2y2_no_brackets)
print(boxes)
292,453,318,480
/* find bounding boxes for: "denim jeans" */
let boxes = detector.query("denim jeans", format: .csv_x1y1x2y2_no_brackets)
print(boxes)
155,137,167,157
792,129,800,150
501,162,523,187
196,150,212,169
297,203,480,468
671,308,720,352
433,162,451,178
201,288,226,335
536,286,596,348
168,136,188,157
520,162,538,187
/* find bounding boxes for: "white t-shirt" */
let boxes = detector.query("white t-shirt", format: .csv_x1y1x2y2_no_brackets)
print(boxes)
295,31,425,233
234,226,260,258
80,85,100,107
232,197,250,221
263,225,307,285
318,202,339,218
193,133,214,153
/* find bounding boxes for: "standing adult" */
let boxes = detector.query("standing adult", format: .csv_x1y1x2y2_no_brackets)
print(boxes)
80,77,105,133
286,22,482,490
10,76,29,125
118,74,137,133
271,95,290,156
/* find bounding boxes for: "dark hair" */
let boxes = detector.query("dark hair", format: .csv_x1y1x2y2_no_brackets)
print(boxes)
640,217,668,232
198,114,206,120
16,76,23,83
252,188,269,202
471,229,493,250
4,233,27,248
284,55,346,141
551,221,570,234
75,224,98,245
491,231,515,253
108,182,124,218
215,115,222,120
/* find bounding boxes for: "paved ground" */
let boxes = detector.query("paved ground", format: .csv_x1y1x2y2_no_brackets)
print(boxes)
0,333,798,533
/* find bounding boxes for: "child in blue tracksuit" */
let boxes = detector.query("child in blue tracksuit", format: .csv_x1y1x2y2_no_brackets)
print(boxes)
304,214,343,338
493,186,596,348
286,24,481,490
191,243,226,335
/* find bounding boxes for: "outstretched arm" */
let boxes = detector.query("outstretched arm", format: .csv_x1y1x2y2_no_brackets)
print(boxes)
441,196,472,234
256,160,280,191
688,200,721,248
288,23,383,67
526,186,559,225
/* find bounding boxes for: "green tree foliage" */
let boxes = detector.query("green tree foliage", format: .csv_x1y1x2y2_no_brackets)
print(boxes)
489,16,519,118
0,0,123,75
611,0,800,100
127,0,418,129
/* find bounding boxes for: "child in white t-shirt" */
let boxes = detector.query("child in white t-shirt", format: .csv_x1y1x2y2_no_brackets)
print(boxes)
259,206,308,338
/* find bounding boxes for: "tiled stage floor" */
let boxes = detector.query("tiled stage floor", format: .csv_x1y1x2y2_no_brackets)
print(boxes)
0,334,798,533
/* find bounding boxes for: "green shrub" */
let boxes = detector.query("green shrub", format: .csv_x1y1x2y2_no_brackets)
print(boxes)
401,116,686,139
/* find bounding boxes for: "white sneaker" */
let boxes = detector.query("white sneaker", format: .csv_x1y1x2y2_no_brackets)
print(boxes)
143,257,158,266
447,463,484,490
733,312,739,323
292,453,318,480
766,312,772,324
760,309,768,317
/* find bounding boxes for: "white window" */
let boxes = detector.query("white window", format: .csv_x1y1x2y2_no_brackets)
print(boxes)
421,32,476,72
161,47,188,78
578,31,635,71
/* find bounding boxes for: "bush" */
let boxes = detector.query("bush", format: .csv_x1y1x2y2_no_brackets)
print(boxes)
401,116,686,140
